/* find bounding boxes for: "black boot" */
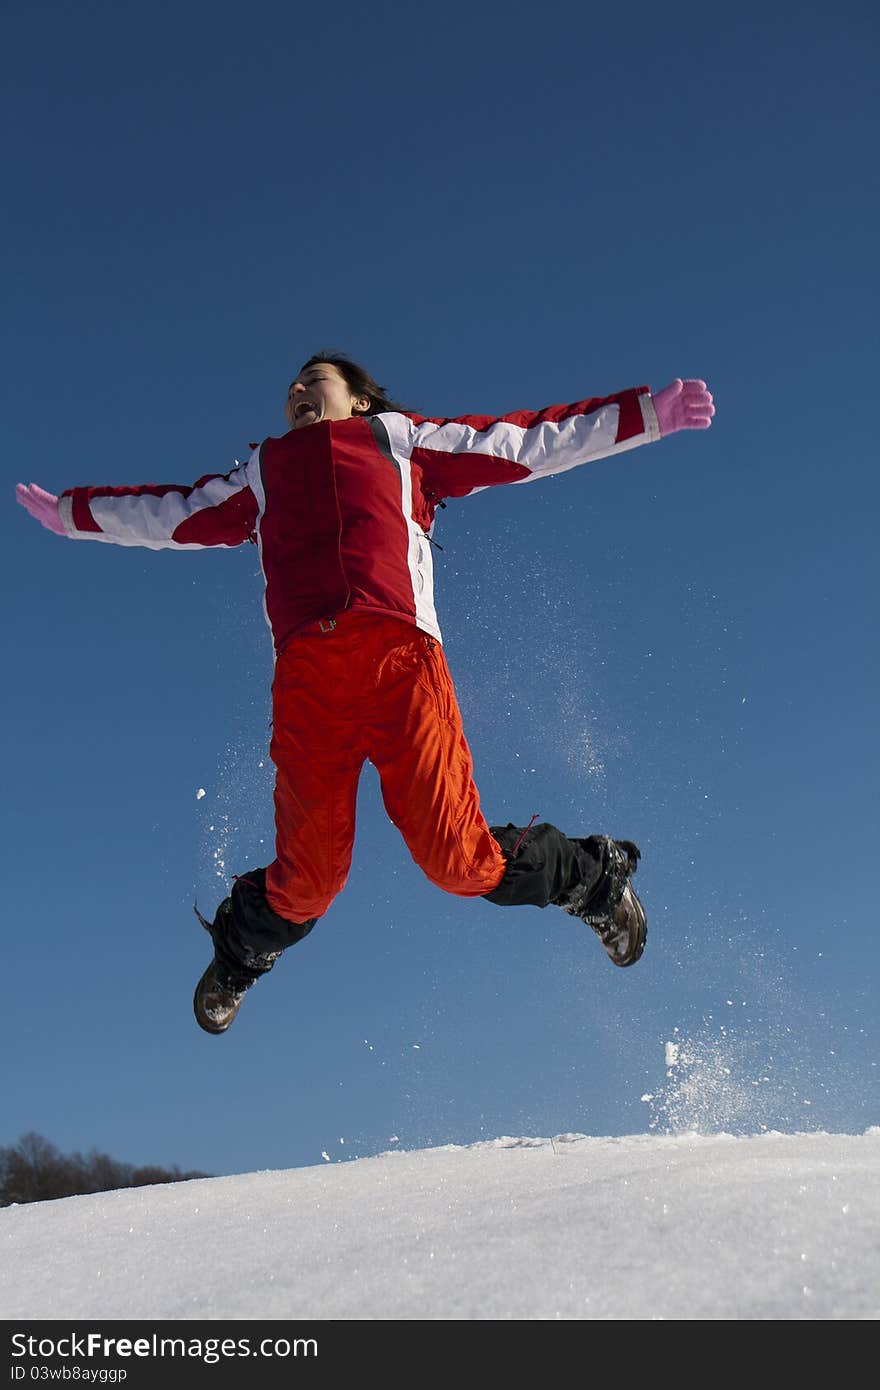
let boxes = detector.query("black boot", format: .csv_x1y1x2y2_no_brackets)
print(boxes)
193,869,317,1034
555,837,647,968
192,958,251,1035
484,823,647,968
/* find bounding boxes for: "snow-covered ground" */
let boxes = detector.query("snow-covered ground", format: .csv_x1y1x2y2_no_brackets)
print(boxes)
2,1129,878,1321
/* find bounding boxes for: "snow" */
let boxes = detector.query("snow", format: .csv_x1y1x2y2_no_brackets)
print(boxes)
2,1129,878,1321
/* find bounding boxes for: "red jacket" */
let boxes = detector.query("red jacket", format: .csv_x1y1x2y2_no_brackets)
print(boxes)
59,388,659,652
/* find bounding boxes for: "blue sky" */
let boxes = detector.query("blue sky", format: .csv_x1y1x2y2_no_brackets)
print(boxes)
3,0,877,1178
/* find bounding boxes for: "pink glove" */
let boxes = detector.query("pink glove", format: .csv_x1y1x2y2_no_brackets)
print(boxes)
652,379,715,437
15,483,67,536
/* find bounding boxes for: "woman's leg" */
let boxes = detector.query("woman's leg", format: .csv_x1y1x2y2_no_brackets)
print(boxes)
195,627,366,1031
366,630,508,896
364,627,645,966
265,634,366,923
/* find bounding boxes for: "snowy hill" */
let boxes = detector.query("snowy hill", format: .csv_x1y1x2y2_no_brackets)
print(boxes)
2,1129,878,1322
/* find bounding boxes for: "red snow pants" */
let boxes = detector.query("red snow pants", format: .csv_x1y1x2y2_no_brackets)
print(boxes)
264,611,508,923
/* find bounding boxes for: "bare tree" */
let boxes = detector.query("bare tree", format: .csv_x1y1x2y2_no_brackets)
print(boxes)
0,1133,209,1206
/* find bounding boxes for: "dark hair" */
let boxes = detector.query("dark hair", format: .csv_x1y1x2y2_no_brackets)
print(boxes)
297,350,406,415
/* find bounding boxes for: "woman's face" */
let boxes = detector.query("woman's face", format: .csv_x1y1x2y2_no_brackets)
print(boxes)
285,362,369,430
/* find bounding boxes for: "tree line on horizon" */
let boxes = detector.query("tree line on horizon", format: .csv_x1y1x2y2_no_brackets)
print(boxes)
0,1132,210,1206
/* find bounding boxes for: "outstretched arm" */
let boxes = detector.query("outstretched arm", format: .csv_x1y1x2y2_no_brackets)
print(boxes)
406,377,715,503
15,463,260,551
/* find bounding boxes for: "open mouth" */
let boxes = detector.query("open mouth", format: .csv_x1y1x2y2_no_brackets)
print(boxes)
292,398,320,425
